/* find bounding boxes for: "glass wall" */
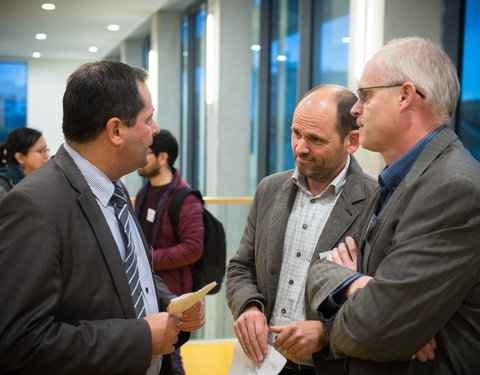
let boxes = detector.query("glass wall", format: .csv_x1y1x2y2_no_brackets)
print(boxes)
181,2,207,192
268,0,299,174
312,0,350,87
250,0,350,183
0,62,27,142
458,0,480,161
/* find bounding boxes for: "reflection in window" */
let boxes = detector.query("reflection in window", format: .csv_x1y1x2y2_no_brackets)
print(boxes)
181,3,207,192
458,0,480,162
312,0,350,86
0,62,27,142
269,0,299,174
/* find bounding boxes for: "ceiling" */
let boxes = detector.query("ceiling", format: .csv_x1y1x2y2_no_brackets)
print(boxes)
0,0,193,61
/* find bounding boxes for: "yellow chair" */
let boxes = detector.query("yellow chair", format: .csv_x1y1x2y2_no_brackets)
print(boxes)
181,340,236,375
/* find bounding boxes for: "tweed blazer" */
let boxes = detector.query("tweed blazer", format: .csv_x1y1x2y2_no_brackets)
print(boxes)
226,156,376,375
0,145,188,375
307,127,480,374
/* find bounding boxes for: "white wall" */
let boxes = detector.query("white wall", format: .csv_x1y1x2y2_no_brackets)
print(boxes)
27,58,87,155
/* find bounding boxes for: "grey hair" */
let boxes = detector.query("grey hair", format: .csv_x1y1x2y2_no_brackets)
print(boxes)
371,37,460,123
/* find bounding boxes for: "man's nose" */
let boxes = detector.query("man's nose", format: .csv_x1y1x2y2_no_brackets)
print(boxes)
151,119,160,135
351,99,362,117
295,137,309,154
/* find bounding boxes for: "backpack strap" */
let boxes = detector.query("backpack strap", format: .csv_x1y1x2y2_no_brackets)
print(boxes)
168,187,203,242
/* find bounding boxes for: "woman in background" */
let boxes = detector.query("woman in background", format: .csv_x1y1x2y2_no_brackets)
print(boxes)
0,127,50,202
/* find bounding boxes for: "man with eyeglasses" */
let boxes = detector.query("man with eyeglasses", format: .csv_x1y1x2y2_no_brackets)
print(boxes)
307,37,480,374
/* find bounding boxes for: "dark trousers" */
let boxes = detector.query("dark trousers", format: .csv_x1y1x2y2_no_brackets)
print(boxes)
279,360,316,375
171,347,185,375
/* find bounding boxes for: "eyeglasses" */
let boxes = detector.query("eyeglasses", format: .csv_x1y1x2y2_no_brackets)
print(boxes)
31,147,50,155
357,83,426,105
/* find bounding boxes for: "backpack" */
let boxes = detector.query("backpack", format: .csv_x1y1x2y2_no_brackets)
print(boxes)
168,187,226,294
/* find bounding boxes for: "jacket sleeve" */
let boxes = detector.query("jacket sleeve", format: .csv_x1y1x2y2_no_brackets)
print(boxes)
225,179,268,320
152,194,204,270
323,175,480,362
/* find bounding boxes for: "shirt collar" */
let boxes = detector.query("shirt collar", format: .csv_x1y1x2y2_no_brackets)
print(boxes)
379,124,446,200
63,142,115,207
292,155,350,198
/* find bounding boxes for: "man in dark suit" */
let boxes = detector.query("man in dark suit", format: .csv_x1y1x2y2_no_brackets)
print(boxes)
307,37,480,374
0,61,205,374
226,85,377,375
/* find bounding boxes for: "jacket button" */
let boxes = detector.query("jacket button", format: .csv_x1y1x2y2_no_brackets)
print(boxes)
289,280,294,285
302,224,307,229
297,252,301,257
281,308,286,314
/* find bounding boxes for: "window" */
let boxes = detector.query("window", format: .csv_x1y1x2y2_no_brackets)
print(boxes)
312,0,350,87
0,62,27,142
458,0,480,161
250,0,350,182
181,2,207,192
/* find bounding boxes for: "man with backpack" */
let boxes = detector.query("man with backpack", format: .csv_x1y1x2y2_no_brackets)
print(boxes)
136,129,204,375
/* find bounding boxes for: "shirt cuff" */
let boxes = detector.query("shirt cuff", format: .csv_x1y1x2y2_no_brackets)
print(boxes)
319,274,363,318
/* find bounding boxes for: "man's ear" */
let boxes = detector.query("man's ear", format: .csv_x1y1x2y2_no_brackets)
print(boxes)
399,82,417,111
344,129,360,155
157,152,169,167
105,117,124,146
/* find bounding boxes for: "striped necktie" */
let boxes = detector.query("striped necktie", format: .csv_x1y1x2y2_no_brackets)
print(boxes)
110,183,146,318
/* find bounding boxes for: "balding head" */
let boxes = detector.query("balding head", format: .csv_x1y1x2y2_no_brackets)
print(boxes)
297,85,358,142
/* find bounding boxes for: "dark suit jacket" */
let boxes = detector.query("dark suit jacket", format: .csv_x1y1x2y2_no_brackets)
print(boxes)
307,127,480,374
226,156,377,375
0,145,188,375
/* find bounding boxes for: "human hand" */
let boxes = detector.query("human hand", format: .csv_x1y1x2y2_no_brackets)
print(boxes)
143,312,179,355
327,236,358,271
233,303,269,363
179,300,205,332
411,337,437,362
270,320,328,357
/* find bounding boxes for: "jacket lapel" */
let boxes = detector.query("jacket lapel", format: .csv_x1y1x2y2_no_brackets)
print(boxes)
264,176,298,318
54,145,136,318
362,127,458,273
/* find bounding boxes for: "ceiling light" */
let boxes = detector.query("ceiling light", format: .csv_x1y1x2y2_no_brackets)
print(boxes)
107,24,120,31
251,44,261,52
35,33,47,40
277,55,287,62
41,3,55,10
88,46,98,53
342,37,351,43
32,51,41,58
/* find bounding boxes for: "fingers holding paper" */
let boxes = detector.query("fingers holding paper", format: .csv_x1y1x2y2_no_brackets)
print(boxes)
144,312,179,355
233,303,269,363
179,300,205,331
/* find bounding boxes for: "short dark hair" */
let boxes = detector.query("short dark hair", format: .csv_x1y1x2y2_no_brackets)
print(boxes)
0,127,42,166
150,129,178,171
334,89,359,140
298,85,358,141
62,60,149,143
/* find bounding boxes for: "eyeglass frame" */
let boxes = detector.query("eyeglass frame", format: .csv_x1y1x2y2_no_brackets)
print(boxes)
29,147,50,155
357,83,426,105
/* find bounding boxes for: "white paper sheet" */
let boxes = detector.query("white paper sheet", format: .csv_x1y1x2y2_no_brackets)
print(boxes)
167,281,217,315
227,340,286,375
